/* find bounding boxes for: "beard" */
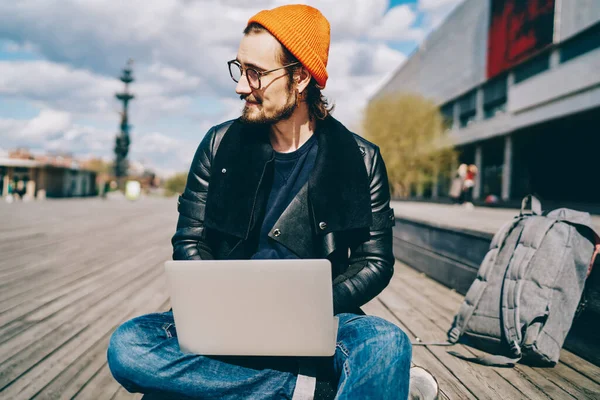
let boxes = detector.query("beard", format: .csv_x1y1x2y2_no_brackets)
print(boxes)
240,90,297,125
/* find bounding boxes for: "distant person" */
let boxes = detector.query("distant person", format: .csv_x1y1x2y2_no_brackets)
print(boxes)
449,163,467,204
14,180,26,201
462,164,478,209
101,181,110,199
5,181,14,203
107,4,429,400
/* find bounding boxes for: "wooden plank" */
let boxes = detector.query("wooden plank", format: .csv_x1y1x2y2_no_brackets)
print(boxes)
0,248,168,364
3,230,169,323
530,362,600,400
389,267,571,400
0,231,131,277
399,262,600,379
362,299,476,399
110,386,142,400
31,331,113,399
0,222,170,317
0,250,169,323
74,364,124,400
558,351,600,385
394,263,600,399
0,200,174,256
0,215,169,305
0,249,153,330
0,211,152,263
32,297,170,400
0,260,165,390
0,199,176,399
2,268,169,398
376,288,538,399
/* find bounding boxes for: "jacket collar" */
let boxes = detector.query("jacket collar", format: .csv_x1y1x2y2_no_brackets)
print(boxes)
309,116,372,234
204,116,372,239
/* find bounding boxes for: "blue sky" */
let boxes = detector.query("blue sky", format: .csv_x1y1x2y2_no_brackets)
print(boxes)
0,0,462,176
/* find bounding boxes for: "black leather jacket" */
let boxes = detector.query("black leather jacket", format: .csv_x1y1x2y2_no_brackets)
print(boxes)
171,116,395,314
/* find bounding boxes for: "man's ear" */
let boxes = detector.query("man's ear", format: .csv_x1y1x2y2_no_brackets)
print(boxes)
295,66,312,94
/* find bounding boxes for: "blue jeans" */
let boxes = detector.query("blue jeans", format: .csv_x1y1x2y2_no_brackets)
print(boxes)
107,311,411,399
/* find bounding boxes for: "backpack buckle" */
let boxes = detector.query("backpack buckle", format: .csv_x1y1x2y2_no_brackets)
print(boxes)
510,340,522,357
448,327,461,343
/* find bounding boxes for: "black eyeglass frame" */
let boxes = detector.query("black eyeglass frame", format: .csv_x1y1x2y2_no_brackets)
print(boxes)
227,59,301,90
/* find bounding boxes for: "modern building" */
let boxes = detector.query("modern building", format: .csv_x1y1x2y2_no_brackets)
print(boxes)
371,0,600,204
0,153,97,199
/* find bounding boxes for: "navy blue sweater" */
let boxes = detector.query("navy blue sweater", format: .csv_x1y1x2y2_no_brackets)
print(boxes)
251,133,318,259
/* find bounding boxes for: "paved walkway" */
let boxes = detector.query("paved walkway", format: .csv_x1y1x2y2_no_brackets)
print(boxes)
391,201,600,235
1,198,598,399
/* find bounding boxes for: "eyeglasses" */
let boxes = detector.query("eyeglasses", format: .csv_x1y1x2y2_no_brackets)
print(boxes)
227,60,300,90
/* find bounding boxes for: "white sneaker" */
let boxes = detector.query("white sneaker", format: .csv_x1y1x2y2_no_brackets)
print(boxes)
408,366,439,400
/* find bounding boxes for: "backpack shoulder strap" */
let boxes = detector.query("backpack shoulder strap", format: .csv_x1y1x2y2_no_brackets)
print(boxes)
520,194,542,217
501,216,556,356
448,216,524,343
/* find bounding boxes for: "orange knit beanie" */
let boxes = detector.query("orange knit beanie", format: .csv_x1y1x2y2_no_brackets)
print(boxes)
248,5,330,89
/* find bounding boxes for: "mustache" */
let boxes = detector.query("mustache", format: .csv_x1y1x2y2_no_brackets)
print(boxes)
240,94,261,104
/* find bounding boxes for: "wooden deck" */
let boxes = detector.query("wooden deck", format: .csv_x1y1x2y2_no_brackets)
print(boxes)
1,198,599,399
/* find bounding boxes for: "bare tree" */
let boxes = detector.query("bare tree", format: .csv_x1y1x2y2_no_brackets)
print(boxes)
362,93,457,198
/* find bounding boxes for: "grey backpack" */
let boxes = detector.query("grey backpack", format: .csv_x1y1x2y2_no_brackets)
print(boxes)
446,196,599,366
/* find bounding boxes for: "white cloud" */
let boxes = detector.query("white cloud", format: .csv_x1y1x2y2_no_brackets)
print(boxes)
135,132,182,155
0,110,112,156
0,60,202,123
22,110,73,141
0,61,118,113
298,0,389,40
324,42,406,129
130,131,198,176
0,109,196,174
0,0,425,172
327,42,405,90
369,5,424,42
0,1,394,79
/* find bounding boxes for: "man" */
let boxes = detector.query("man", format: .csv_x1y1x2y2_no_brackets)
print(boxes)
108,5,416,399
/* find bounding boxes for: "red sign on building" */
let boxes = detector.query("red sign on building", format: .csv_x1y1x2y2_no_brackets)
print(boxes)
487,0,555,79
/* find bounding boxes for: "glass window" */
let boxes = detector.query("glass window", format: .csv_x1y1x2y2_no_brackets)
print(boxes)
560,22,600,63
458,91,476,115
459,114,477,128
440,102,454,128
458,90,477,127
514,52,550,84
484,103,506,119
483,75,507,119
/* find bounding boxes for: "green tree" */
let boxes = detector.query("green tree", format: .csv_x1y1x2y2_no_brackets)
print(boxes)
362,93,457,198
164,173,188,197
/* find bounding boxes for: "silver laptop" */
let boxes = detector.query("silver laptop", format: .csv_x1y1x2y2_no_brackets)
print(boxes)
164,259,338,357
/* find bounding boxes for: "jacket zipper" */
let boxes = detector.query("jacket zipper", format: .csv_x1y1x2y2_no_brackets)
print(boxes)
245,157,273,239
